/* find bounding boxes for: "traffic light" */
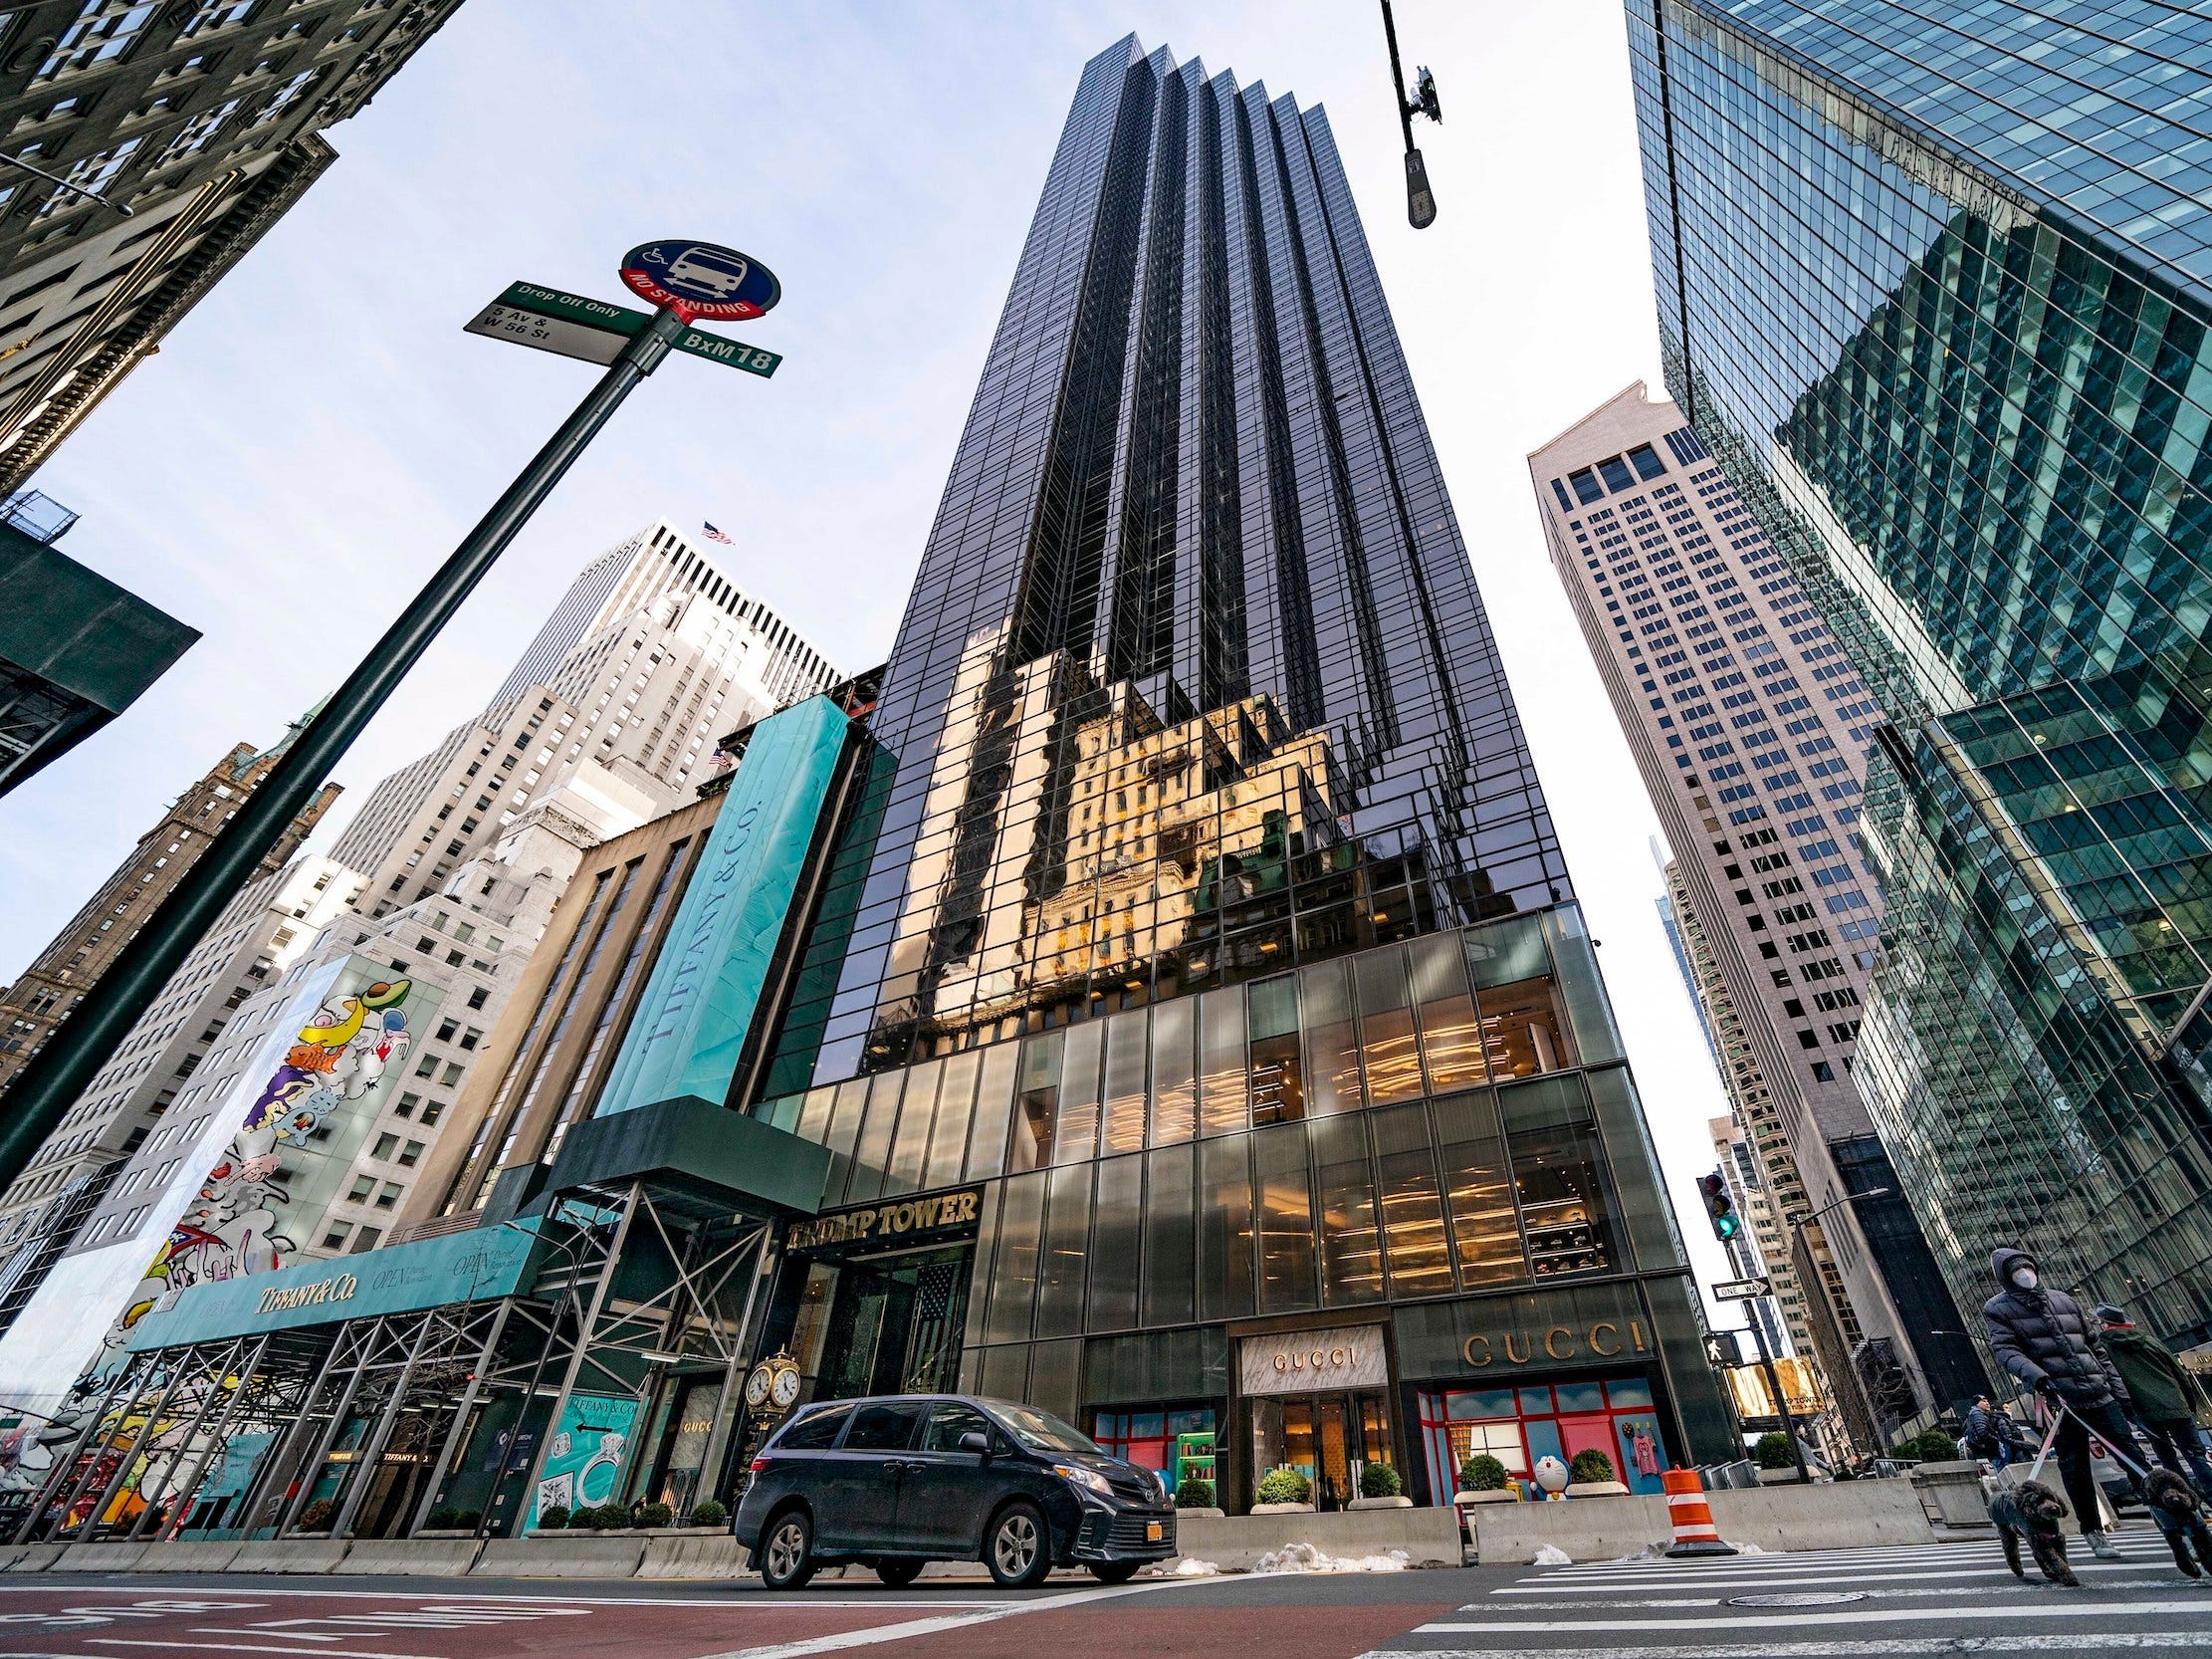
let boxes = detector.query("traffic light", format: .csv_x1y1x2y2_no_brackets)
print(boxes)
1697,1171,1742,1242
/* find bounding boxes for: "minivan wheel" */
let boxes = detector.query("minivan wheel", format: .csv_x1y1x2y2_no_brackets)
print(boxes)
1089,1559,1141,1584
874,1557,923,1587
759,1510,815,1590
985,1500,1050,1587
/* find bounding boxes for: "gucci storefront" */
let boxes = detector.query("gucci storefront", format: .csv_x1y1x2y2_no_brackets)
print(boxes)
743,910,1739,1514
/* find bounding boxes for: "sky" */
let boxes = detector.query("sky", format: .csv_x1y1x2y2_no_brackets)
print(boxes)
0,0,1741,1305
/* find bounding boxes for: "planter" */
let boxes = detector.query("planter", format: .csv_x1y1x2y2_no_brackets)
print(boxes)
1455,1488,1517,1505
1346,1495,1413,1510
1174,1507,1225,1519
1565,1481,1631,1498
1757,1467,1805,1484
1249,1502,1315,1516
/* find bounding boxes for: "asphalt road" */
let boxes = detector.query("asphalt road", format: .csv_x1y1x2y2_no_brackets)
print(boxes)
3,1532,2211,1659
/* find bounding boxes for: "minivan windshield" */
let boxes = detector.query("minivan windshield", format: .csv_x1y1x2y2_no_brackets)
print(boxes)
987,1401,1102,1454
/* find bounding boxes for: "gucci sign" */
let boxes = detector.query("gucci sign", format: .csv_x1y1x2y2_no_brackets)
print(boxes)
1461,1318,1651,1368
1239,1324,1390,1396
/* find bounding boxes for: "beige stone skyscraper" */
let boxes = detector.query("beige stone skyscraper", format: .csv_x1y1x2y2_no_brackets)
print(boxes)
1530,381,1986,1444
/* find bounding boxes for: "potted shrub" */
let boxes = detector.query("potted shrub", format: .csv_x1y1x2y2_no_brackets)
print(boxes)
1174,1475,1220,1517
687,1500,727,1530
293,1499,338,1536
1252,1467,1314,1514
637,1502,674,1531
1565,1448,1629,1498
1754,1432,1801,1483
533,1505,571,1534
1454,1453,1515,1505
1906,1429,1960,1464
1349,1461,1411,1510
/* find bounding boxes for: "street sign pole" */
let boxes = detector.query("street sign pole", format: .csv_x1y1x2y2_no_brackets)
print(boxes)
1742,1304,1810,1484
0,306,689,1194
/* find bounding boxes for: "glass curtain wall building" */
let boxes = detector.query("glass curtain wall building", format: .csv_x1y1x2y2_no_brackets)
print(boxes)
741,35,1735,1509
1630,1,2212,1352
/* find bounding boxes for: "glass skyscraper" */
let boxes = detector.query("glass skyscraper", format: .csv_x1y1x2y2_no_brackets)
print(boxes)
742,34,1736,1506
1631,1,2212,1351
19,34,1740,1544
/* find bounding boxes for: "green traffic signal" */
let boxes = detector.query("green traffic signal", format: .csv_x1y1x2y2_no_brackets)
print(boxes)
1697,1171,1741,1243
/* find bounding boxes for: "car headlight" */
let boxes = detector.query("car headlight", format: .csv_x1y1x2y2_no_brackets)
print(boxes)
1052,1462,1114,1497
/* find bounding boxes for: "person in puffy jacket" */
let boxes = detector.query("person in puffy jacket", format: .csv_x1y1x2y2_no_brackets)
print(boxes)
1962,1394,2019,1470
2095,1303,2212,1495
1982,1247,2143,1557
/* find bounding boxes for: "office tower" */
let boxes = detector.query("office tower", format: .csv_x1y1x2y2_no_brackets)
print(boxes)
328,521,835,918
0,489,194,794
0,853,361,1314
0,0,464,490
0,523,835,1411
0,714,338,1096
740,35,1734,1505
1671,862,1814,1371
20,39,1734,1542
1631,3,2212,1349
1532,383,1984,1433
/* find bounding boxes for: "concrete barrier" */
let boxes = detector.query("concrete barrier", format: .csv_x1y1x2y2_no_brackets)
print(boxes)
135,1540,244,1572
472,1536,646,1578
231,1539,352,1573
0,1543,66,1572
636,1533,748,1579
50,1541,149,1572
1707,1476,1938,1551
1462,1477,1944,1564
1465,1493,1670,1564
340,1538,483,1576
1173,1506,1462,1571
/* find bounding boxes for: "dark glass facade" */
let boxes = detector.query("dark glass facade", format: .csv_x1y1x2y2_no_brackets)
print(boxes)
786,36,1566,1085
1631,1,2212,1347
742,34,1735,1507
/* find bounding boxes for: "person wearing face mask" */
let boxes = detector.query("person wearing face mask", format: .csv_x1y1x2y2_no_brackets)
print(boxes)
1983,1247,2143,1559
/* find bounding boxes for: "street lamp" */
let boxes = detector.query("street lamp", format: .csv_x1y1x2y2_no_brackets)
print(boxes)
1785,1188,1891,1230
1379,1,1442,228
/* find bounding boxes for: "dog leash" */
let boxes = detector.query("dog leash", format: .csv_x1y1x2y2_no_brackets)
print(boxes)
2043,1396,2156,1482
2025,1406,2065,1484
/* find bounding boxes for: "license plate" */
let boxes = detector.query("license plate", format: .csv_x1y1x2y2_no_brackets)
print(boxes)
1146,1521,1163,1541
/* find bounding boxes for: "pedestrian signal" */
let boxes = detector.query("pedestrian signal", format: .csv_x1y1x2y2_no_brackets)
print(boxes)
1697,1171,1741,1242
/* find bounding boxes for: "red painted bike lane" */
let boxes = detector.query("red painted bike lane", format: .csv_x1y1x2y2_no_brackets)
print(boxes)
0,1583,959,1658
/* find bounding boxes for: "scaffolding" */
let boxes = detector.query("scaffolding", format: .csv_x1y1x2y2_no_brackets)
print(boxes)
12,1178,778,1542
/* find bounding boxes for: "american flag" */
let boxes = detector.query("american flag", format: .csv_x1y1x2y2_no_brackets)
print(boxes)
702,522,733,545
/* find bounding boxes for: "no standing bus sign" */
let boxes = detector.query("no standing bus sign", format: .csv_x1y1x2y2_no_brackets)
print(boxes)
618,239,781,322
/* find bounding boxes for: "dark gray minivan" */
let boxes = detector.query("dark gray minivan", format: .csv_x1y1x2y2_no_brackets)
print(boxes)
734,1393,1176,1588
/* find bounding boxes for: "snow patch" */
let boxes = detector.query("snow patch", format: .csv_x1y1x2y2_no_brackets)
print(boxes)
1532,1542,1575,1566
1251,1541,1411,1574
1158,1556,1220,1576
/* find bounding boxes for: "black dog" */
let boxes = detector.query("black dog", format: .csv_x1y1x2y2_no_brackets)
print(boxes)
1987,1479,2078,1586
2143,1468,2212,1577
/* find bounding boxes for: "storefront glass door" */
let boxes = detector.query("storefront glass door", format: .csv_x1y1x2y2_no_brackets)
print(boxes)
1249,1389,1393,1511
797,1243,971,1402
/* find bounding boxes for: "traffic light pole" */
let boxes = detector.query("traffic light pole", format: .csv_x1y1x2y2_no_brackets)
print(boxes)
1743,1309,1811,1483
0,305,689,1195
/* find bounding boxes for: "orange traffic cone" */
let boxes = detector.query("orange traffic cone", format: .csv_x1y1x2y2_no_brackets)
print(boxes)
1662,1468,1738,1557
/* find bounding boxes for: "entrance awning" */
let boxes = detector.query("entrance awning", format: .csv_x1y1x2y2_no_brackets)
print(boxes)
534,1093,833,1225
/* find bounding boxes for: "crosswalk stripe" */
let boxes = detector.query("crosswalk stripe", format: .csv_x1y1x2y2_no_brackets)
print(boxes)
1494,1556,2172,1591
1416,1598,2212,1636
1536,1542,2166,1575
1363,1637,2212,1657
1480,1574,2197,1610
